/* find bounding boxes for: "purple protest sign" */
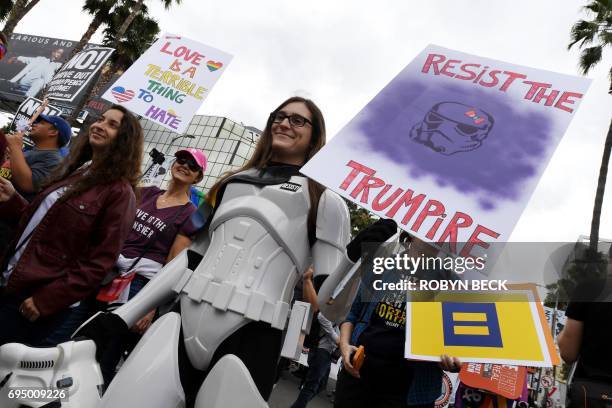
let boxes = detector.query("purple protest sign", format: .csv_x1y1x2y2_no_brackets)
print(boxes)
302,45,591,257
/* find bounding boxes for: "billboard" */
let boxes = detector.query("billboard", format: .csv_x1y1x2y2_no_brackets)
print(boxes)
0,33,107,116
0,33,75,101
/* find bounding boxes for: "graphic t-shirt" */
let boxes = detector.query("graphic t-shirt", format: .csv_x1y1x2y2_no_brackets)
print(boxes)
358,290,407,361
121,186,197,265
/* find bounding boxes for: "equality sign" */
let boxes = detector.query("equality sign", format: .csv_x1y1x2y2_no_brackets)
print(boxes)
301,45,591,257
101,33,232,134
10,97,62,132
46,46,114,102
405,285,560,367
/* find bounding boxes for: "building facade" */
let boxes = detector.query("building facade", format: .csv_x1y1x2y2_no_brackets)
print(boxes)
140,114,261,192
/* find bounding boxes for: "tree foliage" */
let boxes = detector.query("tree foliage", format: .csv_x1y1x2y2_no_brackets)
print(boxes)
346,199,376,238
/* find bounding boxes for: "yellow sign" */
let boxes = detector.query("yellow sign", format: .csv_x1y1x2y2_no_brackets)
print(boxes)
405,285,560,367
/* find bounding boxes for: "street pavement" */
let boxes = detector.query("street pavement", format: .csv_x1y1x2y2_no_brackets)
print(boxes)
269,366,335,408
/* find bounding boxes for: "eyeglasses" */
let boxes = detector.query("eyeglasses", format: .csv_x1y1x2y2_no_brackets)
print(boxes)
270,111,312,128
176,156,201,172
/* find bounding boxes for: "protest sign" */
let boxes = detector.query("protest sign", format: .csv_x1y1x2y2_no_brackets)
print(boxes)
9,97,62,132
436,372,460,408
46,46,114,102
405,285,560,367
140,162,168,186
102,33,233,134
301,45,591,257
543,307,566,339
459,363,527,399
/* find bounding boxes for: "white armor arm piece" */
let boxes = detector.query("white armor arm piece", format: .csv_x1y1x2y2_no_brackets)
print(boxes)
312,190,358,324
113,227,211,326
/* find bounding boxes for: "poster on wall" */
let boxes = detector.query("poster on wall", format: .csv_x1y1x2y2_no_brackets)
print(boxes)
102,33,233,134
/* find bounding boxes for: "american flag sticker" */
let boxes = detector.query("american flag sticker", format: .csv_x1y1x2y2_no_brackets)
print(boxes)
111,86,135,103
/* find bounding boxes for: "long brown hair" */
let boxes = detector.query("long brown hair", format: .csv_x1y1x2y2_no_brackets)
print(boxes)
45,105,144,200
208,96,327,240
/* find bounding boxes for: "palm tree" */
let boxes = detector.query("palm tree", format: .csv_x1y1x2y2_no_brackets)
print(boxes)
69,0,118,60
112,0,181,49
67,3,160,124
0,0,13,23
1,0,41,37
102,4,160,72
568,0,612,254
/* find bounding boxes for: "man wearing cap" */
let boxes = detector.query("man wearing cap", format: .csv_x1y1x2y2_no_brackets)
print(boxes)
2,114,71,202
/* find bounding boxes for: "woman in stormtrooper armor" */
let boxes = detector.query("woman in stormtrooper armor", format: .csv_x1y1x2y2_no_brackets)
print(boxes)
181,96,328,402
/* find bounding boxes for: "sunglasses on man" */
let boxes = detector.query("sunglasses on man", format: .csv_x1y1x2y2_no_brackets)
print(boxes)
176,156,201,172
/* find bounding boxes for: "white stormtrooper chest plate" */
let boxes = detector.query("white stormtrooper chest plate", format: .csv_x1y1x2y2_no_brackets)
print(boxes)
178,174,312,369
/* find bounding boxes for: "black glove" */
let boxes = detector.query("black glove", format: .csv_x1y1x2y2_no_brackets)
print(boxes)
72,312,129,361
346,218,397,262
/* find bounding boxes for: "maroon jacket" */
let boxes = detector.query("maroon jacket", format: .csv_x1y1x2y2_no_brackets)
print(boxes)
0,170,136,316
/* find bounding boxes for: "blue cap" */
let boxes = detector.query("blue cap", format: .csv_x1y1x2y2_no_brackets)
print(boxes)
37,114,72,147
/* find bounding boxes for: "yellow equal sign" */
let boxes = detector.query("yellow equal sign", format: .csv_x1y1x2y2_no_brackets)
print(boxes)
454,326,490,335
452,312,488,322
452,312,490,335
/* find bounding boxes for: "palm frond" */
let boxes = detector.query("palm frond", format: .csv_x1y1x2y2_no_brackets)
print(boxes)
579,45,603,74
161,0,182,10
568,20,600,49
0,0,13,22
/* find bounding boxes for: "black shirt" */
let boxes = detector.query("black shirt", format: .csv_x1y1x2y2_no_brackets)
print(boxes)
565,279,612,381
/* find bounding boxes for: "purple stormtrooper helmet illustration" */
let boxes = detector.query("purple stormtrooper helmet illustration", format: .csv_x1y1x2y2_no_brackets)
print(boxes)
409,102,494,155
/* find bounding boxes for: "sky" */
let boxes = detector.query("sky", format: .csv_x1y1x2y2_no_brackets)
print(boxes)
12,0,612,244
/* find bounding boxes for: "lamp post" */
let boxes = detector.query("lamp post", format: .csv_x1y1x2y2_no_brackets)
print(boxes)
165,134,195,155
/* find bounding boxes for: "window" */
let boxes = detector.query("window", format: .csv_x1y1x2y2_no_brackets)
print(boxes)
210,163,221,177
207,151,219,162
237,143,249,159
223,139,234,152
